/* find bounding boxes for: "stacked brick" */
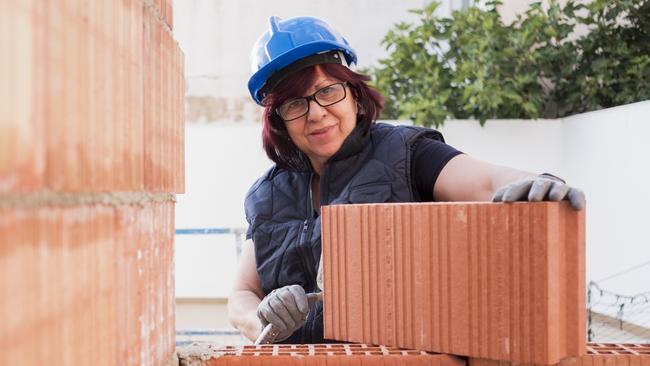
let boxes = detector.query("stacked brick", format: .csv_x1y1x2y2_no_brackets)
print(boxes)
0,1,183,365
177,343,467,366
0,0,184,193
321,202,586,365
0,202,176,365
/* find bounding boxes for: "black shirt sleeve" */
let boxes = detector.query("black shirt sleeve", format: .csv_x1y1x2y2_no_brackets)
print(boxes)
411,138,463,201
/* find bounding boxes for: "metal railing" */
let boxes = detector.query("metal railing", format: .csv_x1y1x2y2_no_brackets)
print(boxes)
175,227,246,257
176,329,247,347
588,281,650,343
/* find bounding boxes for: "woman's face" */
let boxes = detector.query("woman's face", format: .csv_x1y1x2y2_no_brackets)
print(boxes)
283,66,357,169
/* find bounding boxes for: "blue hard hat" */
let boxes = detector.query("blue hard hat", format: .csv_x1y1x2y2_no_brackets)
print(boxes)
248,16,357,105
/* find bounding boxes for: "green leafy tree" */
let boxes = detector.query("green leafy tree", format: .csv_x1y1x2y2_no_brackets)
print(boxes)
557,0,650,114
370,0,650,127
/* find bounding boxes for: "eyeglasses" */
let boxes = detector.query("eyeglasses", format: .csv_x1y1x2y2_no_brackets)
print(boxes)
276,82,348,122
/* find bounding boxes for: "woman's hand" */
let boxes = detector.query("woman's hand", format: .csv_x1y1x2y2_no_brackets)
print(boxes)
492,174,585,210
257,284,310,342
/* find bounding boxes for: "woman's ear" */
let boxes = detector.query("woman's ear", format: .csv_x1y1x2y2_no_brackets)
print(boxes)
356,101,366,116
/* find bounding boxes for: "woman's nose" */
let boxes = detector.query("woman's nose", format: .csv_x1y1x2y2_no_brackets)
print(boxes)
306,99,327,122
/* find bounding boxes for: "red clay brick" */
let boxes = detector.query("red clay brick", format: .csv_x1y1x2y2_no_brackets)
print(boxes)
322,202,586,365
2,0,183,193
469,344,650,366
0,201,175,365
0,0,46,193
142,0,173,30
142,3,185,193
178,343,467,366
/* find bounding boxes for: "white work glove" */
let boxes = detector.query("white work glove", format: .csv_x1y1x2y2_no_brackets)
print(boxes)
257,284,310,342
492,173,585,210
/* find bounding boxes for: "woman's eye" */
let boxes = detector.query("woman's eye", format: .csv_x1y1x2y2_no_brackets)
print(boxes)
285,100,303,111
320,86,334,94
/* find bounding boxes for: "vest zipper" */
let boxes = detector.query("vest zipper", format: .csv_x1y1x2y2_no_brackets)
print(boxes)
299,173,317,288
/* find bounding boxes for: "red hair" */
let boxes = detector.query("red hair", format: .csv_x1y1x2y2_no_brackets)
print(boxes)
261,63,384,170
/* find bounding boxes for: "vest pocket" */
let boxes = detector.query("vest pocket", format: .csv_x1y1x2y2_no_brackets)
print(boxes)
348,182,392,203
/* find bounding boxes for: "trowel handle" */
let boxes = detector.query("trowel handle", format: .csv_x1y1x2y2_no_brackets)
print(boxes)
254,323,278,345
307,291,323,305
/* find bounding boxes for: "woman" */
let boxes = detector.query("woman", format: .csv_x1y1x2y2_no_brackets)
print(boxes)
228,16,585,344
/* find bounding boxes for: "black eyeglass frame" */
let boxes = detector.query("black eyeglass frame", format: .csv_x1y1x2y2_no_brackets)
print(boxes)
275,81,349,122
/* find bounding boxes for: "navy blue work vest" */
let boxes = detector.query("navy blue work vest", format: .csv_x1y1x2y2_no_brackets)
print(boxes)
244,122,444,343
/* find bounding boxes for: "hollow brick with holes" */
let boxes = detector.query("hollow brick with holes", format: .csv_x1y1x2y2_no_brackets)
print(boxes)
469,343,650,366
322,202,586,365
177,343,467,366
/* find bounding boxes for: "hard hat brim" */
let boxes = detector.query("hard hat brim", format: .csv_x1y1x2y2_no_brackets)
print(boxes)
248,41,357,105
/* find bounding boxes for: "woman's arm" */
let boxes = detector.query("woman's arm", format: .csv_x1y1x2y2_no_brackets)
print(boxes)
228,239,265,341
434,154,535,202
434,154,585,209
433,153,585,211
229,238,314,343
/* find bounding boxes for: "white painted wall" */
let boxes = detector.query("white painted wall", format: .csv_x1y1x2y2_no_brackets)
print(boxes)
438,119,564,175
175,123,269,298
561,102,650,295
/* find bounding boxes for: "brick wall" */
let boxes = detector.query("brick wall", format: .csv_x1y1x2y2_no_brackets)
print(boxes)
0,1,184,365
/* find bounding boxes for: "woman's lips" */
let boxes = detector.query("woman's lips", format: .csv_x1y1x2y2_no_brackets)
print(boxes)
309,125,334,136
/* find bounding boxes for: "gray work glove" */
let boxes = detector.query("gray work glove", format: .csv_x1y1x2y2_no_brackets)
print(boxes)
257,284,310,342
492,173,585,210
